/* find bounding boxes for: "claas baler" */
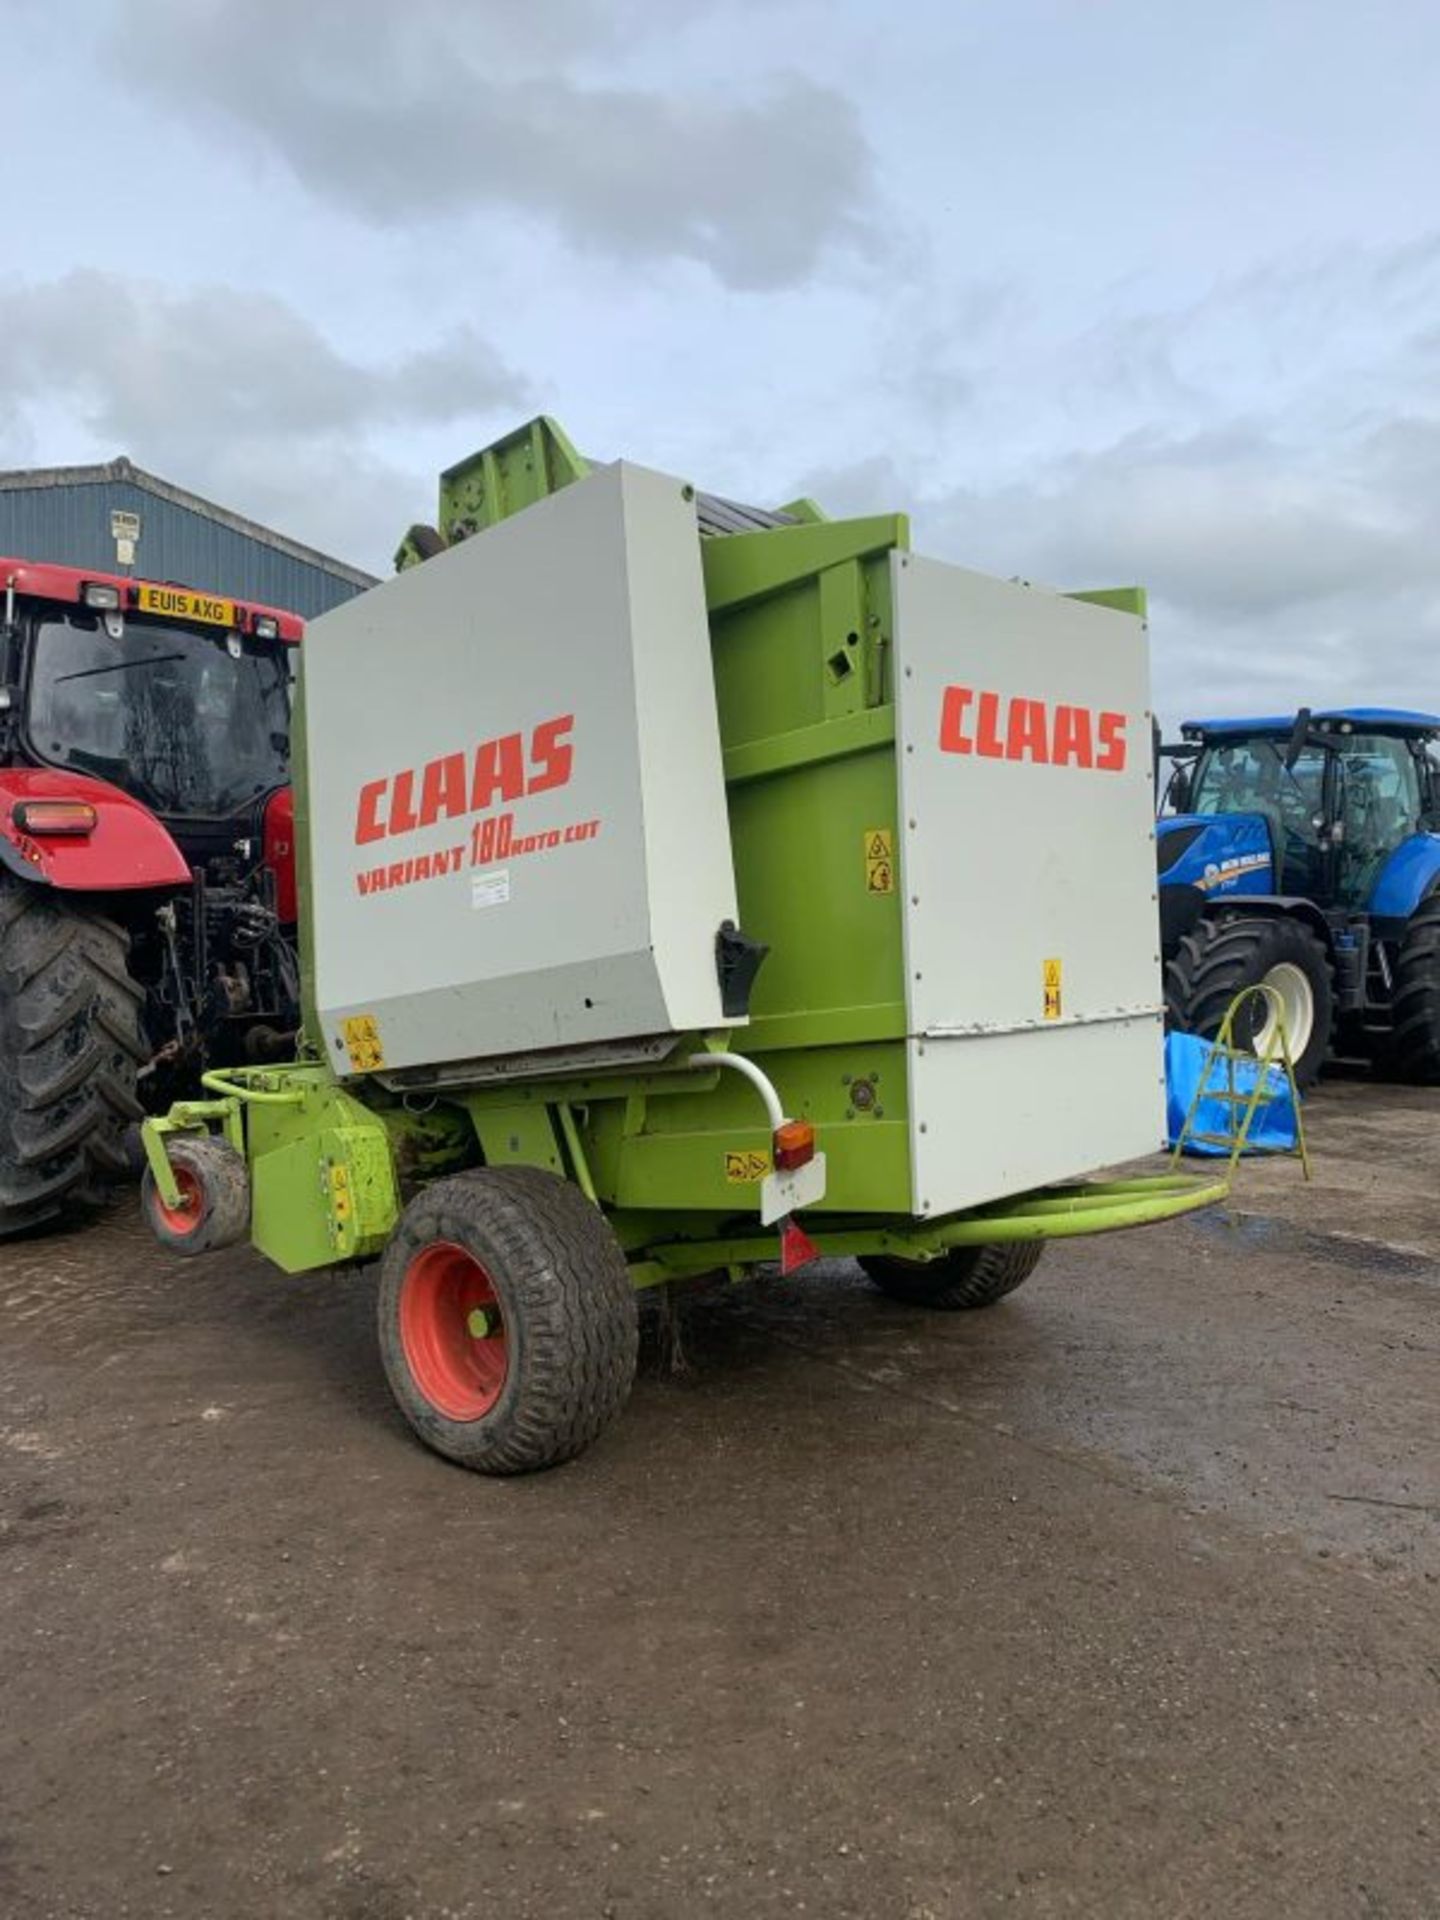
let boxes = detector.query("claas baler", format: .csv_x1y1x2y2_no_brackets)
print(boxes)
140,418,1223,1473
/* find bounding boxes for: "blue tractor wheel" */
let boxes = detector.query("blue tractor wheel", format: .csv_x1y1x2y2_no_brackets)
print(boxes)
1165,911,1333,1086
1384,892,1440,1083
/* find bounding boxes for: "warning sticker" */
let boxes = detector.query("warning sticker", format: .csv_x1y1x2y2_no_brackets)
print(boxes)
1043,957,1063,1021
724,1150,772,1183
471,869,511,910
328,1162,353,1222
864,826,895,895
341,1013,385,1072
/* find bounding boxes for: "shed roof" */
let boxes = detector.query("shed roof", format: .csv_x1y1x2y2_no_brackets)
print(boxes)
0,456,377,591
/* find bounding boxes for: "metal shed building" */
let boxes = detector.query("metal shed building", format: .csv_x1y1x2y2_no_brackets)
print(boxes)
0,457,377,620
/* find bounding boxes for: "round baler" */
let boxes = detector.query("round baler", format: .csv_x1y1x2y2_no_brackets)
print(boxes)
141,418,1222,1473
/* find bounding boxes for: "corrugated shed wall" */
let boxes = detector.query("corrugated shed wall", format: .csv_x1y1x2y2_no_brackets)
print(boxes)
0,476,373,620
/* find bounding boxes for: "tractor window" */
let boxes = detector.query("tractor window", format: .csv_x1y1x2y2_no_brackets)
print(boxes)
1190,741,1262,814
26,612,291,818
1422,743,1440,825
1189,738,1326,892
1335,734,1423,905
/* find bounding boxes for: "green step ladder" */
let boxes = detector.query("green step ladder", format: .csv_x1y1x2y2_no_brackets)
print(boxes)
1170,982,1312,1179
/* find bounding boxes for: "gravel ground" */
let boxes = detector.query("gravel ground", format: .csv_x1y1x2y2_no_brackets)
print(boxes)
1,1078,1436,1918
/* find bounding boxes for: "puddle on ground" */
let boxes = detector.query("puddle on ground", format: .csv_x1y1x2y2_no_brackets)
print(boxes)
1195,1207,1440,1280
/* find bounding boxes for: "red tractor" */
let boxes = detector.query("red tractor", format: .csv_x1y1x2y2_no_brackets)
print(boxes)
0,558,304,1234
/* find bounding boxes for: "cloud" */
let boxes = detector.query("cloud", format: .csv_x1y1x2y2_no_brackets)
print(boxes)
807,417,1440,725
792,237,1440,725
942,431,1440,716
0,271,526,446
111,0,878,290
0,271,530,566
803,416,1440,726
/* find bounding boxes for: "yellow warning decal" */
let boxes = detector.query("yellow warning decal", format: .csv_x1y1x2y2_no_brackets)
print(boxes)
341,1013,385,1073
864,826,895,895
1043,957,1063,1020
329,1162,353,1222
724,1149,772,1183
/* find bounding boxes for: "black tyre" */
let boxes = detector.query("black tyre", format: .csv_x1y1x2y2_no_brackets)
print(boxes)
861,1242,1045,1310
0,879,147,1236
377,1166,638,1474
1383,890,1440,1083
1164,911,1332,1086
141,1134,251,1254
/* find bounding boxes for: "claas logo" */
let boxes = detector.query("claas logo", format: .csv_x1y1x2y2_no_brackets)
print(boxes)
939,688,1127,772
355,715,574,844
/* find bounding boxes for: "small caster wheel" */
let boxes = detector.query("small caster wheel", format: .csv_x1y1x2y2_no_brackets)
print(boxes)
141,1134,250,1255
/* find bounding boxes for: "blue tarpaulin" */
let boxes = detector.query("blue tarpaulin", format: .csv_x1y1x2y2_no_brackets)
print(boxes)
1164,1030,1299,1156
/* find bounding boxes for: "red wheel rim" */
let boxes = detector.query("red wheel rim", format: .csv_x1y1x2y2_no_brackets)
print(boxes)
155,1165,204,1236
399,1241,508,1422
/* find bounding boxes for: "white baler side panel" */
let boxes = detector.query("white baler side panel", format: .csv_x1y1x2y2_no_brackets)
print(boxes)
903,1020,1164,1215
621,477,741,1035
304,462,737,1076
893,554,1165,1215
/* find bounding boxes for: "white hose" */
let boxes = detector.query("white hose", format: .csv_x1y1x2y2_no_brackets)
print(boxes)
683,1050,786,1132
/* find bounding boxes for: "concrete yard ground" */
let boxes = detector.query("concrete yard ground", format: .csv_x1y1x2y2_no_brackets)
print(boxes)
1,1081,1437,1919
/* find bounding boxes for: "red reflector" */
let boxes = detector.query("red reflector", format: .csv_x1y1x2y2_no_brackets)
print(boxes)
780,1217,820,1275
12,800,97,836
773,1119,815,1171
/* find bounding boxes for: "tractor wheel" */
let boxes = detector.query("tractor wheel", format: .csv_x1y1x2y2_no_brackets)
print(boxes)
141,1134,251,1255
0,879,147,1237
1164,912,1332,1086
1383,890,1440,1084
377,1166,638,1474
861,1242,1045,1310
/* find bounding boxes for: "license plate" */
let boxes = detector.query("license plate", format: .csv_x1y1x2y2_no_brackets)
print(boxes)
135,584,237,628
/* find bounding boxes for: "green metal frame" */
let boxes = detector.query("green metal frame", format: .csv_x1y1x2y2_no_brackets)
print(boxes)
141,1070,296,1208
437,416,591,543
142,1065,402,1271
144,1067,1228,1290
627,1174,1229,1284
143,414,1221,1285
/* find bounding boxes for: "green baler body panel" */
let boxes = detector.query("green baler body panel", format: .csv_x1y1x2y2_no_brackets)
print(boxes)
244,1073,401,1272
438,416,590,544
686,513,912,1209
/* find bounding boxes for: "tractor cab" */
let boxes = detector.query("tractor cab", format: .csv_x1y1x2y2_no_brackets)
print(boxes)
15,581,295,853
1161,710,1440,913
1158,709,1440,1083
1,559,302,912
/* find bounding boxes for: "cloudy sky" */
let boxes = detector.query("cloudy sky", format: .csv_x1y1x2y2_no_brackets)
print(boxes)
4,0,1439,722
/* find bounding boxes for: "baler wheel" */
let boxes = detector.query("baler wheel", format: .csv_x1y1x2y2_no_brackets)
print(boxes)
140,1134,251,1254
861,1242,1044,1310
1382,889,1440,1084
377,1167,638,1474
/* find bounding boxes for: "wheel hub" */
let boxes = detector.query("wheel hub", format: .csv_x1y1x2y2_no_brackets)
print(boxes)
1249,960,1315,1063
399,1241,509,1422
155,1165,203,1235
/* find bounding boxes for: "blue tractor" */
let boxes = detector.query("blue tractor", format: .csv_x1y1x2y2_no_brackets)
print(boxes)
1158,708,1440,1084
